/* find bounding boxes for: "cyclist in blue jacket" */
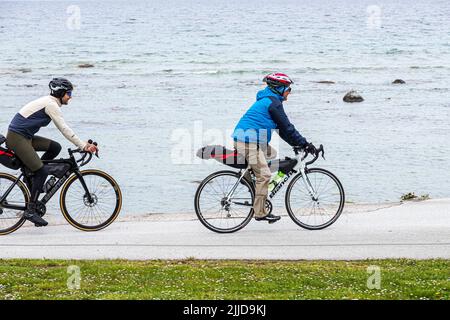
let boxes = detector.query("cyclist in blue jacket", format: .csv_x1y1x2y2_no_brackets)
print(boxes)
232,73,317,223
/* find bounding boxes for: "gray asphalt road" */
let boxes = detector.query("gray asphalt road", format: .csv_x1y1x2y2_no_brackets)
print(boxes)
0,199,449,260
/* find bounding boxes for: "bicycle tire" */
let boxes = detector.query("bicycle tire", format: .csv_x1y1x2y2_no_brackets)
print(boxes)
285,167,345,230
194,170,254,233
60,169,122,232
0,172,30,235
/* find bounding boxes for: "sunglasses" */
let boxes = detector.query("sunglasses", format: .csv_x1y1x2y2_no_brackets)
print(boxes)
66,91,72,97
286,87,292,93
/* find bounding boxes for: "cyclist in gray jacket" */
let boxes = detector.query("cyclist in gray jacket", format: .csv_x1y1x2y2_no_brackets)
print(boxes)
6,78,98,227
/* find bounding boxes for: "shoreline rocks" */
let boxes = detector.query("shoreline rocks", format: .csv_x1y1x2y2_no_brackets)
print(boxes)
17,68,32,73
343,90,364,103
314,80,335,84
78,63,95,68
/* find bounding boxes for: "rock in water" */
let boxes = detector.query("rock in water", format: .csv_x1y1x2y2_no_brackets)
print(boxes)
315,80,335,84
392,79,406,84
18,68,32,73
343,90,364,103
78,63,95,68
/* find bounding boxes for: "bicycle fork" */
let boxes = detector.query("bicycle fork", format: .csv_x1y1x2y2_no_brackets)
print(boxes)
299,167,319,201
74,171,95,205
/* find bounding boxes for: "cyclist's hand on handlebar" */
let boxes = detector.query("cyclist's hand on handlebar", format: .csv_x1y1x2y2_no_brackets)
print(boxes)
84,140,99,156
84,143,98,153
304,142,318,156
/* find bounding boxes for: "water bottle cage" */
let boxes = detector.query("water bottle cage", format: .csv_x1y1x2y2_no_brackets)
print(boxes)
43,177,57,193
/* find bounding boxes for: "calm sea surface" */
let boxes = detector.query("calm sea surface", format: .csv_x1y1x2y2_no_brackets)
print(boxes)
0,0,449,214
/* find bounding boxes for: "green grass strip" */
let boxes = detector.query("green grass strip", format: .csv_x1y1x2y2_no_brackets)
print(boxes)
0,259,448,300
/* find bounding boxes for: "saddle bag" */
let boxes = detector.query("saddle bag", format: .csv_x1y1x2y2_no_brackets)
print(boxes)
0,134,21,170
196,145,248,169
0,147,21,170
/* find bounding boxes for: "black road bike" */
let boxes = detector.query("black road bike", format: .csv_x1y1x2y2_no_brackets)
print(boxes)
0,137,122,235
195,145,345,233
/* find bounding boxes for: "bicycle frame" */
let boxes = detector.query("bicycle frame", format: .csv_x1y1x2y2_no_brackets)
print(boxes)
0,149,94,212
224,151,319,204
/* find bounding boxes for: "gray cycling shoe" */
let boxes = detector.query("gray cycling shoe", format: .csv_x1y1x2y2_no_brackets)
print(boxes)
255,213,281,224
23,204,48,227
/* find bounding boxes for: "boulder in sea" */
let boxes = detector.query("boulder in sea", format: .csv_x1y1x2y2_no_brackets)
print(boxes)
392,79,406,84
78,63,95,68
343,90,364,103
18,68,32,73
315,80,335,84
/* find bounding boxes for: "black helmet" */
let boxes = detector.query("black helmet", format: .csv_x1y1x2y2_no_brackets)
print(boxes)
49,78,73,98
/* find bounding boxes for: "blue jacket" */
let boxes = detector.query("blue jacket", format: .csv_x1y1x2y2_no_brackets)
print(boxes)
232,87,308,146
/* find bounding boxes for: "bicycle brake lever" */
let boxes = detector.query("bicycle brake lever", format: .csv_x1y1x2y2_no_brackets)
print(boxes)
319,144,325,160
93,142,99,158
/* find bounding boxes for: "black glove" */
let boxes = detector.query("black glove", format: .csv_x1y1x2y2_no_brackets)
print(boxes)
304,142,318,156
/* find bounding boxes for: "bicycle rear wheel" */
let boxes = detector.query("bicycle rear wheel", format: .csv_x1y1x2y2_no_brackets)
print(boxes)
194,170,254,233
0,173,29,235
60,169,122,231
285,168,344,230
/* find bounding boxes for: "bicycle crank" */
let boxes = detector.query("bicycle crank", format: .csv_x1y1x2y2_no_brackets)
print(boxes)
36,201,47,217
265,200,273,215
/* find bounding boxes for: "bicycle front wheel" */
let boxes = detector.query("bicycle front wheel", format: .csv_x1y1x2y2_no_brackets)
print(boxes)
285,168,345,230
194,170,254,233
60,169,122,231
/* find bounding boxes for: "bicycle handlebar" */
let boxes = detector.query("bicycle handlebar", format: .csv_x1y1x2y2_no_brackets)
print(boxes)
68,139,99,167
293,144,325,166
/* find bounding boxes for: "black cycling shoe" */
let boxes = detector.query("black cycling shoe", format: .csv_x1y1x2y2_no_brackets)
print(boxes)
23,204,48,227
255,213,281,224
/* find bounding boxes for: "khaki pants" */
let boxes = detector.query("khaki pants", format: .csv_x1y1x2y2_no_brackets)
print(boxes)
234,141,277,218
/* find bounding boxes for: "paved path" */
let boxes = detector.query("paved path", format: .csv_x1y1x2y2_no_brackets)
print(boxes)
0,199,448,260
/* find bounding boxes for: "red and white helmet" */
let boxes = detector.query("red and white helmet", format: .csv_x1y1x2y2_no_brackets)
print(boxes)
263,73,294,88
